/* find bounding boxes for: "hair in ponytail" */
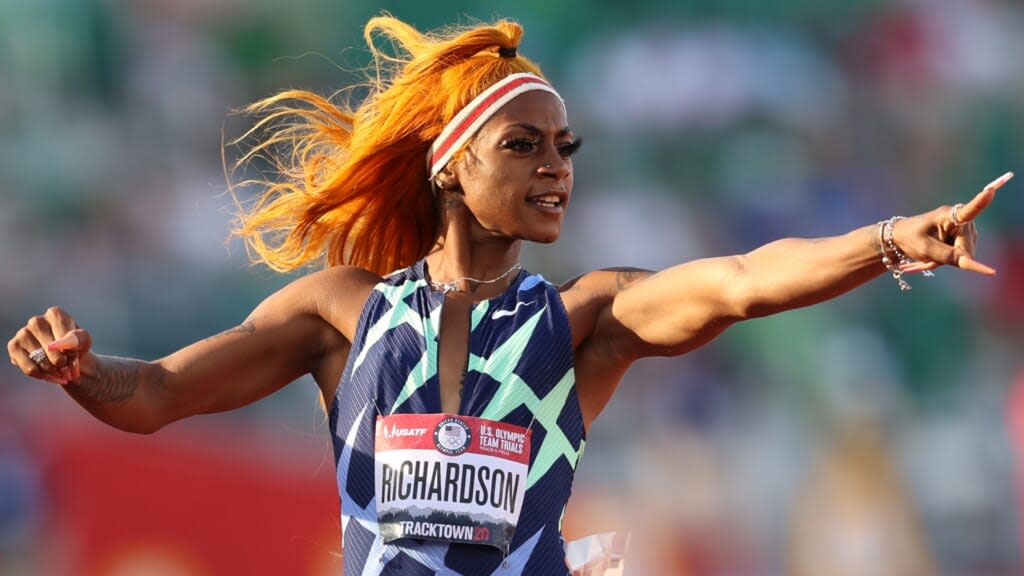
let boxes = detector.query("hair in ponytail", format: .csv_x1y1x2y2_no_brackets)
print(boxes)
230,14,544,275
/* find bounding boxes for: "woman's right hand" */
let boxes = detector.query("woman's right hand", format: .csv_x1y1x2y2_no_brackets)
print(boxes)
7,306,94,386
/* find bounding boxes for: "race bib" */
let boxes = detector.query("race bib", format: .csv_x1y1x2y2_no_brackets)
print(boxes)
375,413,531,554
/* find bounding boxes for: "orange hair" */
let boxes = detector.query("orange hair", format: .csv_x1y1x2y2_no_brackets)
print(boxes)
230,15,545,275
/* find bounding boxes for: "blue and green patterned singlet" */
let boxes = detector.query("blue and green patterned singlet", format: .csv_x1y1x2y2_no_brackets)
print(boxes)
328,260,585,575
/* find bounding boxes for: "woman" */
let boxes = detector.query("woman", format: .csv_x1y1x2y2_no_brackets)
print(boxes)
5,15,1011,575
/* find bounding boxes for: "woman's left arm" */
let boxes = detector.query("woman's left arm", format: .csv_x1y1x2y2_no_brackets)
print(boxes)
607,172,1011,358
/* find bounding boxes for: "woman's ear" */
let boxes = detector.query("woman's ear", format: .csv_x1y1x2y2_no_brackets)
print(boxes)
434,166,460,193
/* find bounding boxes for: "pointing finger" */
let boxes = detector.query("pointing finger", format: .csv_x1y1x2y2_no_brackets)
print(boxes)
958,172,1012,223
956,252,997,276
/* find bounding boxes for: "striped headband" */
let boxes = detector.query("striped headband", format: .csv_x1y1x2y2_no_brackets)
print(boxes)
428,72,563,179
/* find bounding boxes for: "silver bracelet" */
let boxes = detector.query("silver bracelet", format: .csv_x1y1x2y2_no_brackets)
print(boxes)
878,216,912,291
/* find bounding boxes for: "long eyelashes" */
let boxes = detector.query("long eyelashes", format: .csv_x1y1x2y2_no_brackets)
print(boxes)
500,138,538,153
500,137,583,158
559,138,582,158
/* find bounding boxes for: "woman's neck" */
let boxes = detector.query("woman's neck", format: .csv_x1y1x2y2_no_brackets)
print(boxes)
426,207,522,297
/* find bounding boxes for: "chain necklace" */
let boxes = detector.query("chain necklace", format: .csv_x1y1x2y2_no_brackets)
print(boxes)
429,262,522,295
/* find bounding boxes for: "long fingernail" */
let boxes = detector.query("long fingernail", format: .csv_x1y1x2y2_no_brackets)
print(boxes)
971,262,997,275
989,172,1014,188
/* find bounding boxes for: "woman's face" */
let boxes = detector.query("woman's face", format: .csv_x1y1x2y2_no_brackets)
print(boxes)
447,91,579,243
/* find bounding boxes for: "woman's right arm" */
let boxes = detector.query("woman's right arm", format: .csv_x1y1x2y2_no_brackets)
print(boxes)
6,266,378,434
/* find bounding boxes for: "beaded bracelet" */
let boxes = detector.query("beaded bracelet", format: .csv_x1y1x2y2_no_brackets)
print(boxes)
878,216,913,291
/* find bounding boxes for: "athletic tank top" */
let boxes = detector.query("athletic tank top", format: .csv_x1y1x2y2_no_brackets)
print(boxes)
328,260,585,575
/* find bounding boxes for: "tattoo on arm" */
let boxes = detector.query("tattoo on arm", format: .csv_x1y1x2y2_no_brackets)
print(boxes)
75,357,145,403
559,268,655,293
612,268,655,291
203,320,256,343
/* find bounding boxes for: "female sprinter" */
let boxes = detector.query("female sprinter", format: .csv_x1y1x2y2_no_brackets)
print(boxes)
6,15,1012,575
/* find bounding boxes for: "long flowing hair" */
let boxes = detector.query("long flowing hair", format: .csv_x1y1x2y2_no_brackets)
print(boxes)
229,15,545,275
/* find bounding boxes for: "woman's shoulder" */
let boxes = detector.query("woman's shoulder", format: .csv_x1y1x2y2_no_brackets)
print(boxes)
558,267,655,303
299,264,385,292
557,267,656,347
266,265,383,338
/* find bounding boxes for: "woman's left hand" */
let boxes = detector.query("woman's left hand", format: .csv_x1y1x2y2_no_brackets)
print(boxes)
894,171,1013,275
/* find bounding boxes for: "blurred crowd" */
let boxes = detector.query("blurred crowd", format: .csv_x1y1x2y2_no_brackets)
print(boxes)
2,0,1023,574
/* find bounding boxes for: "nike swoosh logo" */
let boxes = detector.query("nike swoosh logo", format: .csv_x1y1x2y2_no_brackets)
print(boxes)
491,300,535,320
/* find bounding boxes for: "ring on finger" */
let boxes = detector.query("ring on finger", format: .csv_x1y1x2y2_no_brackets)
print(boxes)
28,348,49,367
950,203,965,227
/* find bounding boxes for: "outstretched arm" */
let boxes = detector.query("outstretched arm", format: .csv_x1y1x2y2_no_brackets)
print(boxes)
567,173,1010,429
604,172,1010,359
7,266,377,433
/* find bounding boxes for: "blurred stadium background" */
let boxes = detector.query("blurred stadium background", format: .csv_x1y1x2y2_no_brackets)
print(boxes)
2,0,1023,574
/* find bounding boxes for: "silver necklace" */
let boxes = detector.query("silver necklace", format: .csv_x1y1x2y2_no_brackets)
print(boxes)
429,262,522,295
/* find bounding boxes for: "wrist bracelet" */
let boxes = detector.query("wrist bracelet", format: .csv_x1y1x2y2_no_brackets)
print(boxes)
878,216,913,291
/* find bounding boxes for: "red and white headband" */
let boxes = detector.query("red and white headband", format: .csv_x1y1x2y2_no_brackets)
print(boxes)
428,72,563,179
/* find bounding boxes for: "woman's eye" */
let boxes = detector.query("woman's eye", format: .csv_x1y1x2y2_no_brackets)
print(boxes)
558,138,583,158
501,138,538,153
500,137,582,157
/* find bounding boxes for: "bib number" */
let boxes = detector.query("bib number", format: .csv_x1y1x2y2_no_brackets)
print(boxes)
375,413,531,554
